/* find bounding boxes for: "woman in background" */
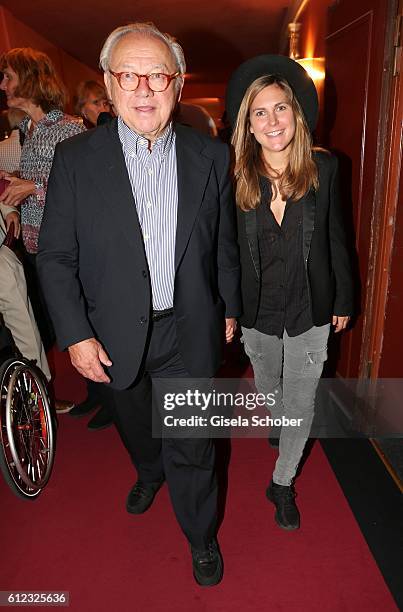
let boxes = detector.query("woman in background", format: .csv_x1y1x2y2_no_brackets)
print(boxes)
226,55,353,530
0,47,85,412
74,80,112,128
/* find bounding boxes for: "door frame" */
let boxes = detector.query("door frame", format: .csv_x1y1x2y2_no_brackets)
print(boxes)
359,0,402,379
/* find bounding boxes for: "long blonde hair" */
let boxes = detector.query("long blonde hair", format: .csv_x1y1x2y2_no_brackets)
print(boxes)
231,74,319,211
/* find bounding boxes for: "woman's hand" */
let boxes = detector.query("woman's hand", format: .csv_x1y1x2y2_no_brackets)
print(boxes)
225,317,237,343
4,211,20,238
0,176,36,207
332,315,350,333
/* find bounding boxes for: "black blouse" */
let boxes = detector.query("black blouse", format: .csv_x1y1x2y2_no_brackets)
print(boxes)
254,178,313,338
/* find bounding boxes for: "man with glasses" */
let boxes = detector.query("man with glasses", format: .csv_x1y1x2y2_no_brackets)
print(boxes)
37,22,240,586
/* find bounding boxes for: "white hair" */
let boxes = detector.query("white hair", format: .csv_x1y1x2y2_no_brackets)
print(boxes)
99,22,186,92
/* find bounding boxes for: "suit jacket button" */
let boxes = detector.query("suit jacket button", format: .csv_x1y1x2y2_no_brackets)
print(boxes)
142,270,147,278
140,316,147,324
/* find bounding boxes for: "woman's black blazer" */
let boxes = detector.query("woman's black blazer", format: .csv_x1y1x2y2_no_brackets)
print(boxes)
237,151,354,328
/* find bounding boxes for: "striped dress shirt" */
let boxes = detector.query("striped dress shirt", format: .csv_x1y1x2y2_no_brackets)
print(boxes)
118,117,178,310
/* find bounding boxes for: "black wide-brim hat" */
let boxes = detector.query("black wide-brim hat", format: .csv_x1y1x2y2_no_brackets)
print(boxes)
226,54,319,133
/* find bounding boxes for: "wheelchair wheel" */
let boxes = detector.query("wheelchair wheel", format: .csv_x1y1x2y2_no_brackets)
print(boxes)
0,358,56,500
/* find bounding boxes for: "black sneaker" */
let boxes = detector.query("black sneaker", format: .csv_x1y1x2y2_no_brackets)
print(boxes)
191,539,223,587
266,480,300,530
126,481,160,514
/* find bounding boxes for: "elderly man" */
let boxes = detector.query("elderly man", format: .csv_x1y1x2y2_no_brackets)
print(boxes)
37,23,240,586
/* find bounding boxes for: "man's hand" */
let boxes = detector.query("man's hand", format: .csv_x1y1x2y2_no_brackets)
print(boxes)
0,175,36,207
225,317,237,343
68,338,112,383
332,315,350,333
4,211,20,238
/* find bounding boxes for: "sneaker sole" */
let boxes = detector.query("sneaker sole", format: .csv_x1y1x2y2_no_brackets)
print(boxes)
274,514,300,530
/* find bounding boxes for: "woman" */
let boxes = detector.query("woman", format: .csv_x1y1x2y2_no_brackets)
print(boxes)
74,80,112,128
0,47,86,412
226,55,354,529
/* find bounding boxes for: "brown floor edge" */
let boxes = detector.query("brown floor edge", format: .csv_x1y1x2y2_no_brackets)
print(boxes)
371,439,403,494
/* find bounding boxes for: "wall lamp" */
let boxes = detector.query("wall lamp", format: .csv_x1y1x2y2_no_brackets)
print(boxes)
296,57,325,82
288,22,325,83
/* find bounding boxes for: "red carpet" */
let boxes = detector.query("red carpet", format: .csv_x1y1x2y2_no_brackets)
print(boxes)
0,350,398,611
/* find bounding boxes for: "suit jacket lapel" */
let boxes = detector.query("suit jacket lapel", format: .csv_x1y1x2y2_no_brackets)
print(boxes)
244,209,260,279
174,124,213,270
243,174,271,281
86,119,144,253
302,188,316,265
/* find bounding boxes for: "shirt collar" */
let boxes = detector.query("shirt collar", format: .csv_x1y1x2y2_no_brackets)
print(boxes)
19,109,65,135
118,116,174,158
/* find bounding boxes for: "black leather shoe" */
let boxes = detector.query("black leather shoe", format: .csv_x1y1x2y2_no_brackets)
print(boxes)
69,396,99,417
191,539,223,587
87,406,114,431
266,480,300,530
126,481,159,514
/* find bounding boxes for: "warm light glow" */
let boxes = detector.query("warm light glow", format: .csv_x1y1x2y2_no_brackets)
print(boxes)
296,57,325,82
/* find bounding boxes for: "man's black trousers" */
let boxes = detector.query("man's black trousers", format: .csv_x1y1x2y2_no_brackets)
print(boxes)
112,314,217,550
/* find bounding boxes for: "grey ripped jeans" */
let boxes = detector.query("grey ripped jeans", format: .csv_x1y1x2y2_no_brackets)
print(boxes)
241,324,330,486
